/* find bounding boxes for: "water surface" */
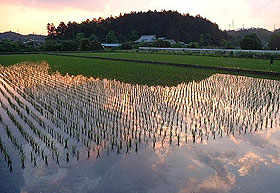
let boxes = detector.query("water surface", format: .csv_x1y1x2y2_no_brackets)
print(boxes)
0,62,280,193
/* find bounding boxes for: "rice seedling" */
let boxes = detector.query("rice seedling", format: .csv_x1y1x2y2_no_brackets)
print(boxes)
0,61,279,170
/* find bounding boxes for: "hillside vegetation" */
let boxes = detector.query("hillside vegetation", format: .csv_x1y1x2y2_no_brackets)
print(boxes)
47,10,228,45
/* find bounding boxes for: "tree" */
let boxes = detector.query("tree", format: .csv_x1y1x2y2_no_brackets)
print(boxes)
46,11,228,45
41,40,59,51
204,33,213,46
106,31,119,43
129,30,139,41
221,39,235,49
269,32,280,50
60,40,79,51
153,40,171,48
47,23,56,40
188,42,200,48
199,34,205,46
80,38,92,51
75,33,85,42
120,42,134,50
0,40,20,52
79,38,104,51
91,41,104,50
118,34,129,43
89,34,100,42
56,22,67,39
240,33,262,50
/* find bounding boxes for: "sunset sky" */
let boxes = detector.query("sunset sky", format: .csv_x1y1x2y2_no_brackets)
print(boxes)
0,0,279,35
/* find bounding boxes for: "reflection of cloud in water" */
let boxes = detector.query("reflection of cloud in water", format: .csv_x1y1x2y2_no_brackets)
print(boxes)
267,154,280,166
178,149,237,193
152,127,280,193
152,143,172,171
18,126,280,193
1,63,280,193
22,167,68,192
199,173,236,193
238,152,269,176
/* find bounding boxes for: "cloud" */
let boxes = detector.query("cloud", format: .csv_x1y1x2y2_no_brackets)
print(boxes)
2,0,103,11
1,0,151,16
1,0,279,35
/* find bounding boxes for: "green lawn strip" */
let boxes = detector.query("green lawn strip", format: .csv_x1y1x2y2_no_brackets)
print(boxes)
0,54,279,86
70,52,280,72
0,54,217,86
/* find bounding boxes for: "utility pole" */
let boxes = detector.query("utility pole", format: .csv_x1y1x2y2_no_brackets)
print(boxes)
232,20,234,31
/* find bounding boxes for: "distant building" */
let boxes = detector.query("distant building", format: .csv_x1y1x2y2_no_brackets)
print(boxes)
101,43,121,48
179,42,188,46
135,35,156,43
163,39,176,45
157,37,177,45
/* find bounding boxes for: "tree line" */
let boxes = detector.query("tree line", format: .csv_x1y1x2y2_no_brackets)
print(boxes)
1,10,280,52
46,10,228,46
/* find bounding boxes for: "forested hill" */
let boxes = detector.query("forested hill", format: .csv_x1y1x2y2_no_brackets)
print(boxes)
47,10,228,45
0,31,46,42
228,28,272,45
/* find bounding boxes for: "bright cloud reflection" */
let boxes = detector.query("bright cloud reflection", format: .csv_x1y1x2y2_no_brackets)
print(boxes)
1,62,280,193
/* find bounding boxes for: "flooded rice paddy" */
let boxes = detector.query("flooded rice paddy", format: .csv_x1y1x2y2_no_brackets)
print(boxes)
0,62,280,193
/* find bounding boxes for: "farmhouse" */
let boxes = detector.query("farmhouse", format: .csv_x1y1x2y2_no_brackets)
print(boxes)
158,37,177,45
135,35,178,45
135,35,156,43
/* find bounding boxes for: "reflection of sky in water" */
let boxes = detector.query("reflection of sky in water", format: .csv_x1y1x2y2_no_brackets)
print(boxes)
0,63,280,193
12,127,279,193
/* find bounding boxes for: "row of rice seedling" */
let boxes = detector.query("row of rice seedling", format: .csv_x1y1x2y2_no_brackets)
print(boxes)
0,61,279,170
0,135,13,172
1,72,94,161
0,79,60,151
6,63,280,143
0,111,14,172
0,71,95,163
0,88,49,168
0,74,70,168
21,65,280,140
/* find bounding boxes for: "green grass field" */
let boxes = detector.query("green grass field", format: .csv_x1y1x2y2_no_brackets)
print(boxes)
70,52,280,72
0,53,279,86
0,54,219,86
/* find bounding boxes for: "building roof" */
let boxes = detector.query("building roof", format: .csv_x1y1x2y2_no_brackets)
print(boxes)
101,43,121,47
163,39,176,44
135,35,156,43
